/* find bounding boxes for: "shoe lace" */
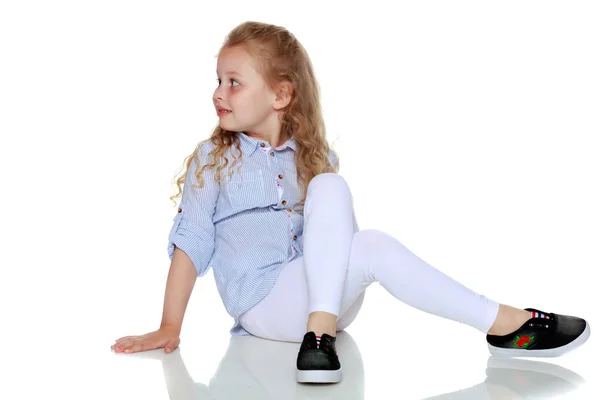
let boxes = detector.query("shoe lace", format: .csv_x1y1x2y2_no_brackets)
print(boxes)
528,312,556,330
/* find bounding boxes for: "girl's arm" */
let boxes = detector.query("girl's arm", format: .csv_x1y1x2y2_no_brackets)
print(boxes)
160,247,197,333
163,141,220,331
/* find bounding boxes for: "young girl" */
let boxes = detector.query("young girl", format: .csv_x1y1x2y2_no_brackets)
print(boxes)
111,21,591,384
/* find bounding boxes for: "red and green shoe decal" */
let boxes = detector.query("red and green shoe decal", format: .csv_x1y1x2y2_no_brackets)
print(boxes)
513,335,535,348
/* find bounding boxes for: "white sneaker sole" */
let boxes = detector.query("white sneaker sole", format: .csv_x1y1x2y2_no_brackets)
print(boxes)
488,321,591,357
296,367,342,383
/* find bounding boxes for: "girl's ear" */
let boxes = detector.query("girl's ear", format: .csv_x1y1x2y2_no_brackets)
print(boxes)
273,81,293,110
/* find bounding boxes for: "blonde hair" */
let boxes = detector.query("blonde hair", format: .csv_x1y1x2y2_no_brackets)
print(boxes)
169,21,340,210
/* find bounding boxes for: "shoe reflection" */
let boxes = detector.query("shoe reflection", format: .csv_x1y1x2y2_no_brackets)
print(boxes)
424,356,585,399
121,334,586,399
126,330,365,400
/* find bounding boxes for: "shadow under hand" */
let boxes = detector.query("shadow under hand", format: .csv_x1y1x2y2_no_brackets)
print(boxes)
124,330,365,400
424,356,586,399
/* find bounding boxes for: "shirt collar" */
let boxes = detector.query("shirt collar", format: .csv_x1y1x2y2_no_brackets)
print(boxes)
236,131,297,157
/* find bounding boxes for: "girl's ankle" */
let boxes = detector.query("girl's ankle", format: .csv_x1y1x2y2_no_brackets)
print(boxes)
488,306,531,336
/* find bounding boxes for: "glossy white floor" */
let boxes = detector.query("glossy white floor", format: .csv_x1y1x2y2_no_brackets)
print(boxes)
106,283,596,400
50,270,599,400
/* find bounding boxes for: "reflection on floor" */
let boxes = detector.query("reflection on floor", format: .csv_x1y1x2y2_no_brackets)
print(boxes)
119,330,586,399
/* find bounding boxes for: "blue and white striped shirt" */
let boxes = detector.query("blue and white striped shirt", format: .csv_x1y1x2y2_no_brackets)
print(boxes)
167,131,338,335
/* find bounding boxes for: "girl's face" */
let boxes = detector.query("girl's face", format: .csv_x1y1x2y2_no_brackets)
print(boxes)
213,46,277,133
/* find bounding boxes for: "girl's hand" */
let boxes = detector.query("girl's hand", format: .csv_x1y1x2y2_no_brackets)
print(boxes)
111,325,181,354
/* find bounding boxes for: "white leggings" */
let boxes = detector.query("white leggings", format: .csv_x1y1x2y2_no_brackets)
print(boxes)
239,173,500,343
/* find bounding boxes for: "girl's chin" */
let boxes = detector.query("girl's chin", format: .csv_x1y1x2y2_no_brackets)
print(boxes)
219,120,245,131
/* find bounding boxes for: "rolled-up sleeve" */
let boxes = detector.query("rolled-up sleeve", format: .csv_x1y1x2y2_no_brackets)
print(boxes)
167,143,219,277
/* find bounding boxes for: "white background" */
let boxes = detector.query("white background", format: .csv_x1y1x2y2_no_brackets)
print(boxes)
1,1,598,399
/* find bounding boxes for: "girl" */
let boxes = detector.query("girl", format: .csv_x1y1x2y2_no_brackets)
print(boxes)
111,21,591,384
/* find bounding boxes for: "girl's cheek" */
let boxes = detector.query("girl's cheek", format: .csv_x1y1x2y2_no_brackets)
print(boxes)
228,89,242,102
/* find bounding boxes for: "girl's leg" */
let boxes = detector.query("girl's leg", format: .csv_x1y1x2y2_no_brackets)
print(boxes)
301,173,502,336
239,173,523,342
303,171,362,336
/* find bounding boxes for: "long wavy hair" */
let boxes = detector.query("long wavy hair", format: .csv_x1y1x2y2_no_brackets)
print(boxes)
169,21,340,210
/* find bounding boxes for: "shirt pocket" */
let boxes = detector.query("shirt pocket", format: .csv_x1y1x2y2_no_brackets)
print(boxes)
224,169,267,210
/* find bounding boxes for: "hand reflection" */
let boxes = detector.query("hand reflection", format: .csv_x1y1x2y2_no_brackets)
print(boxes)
124,330,365,400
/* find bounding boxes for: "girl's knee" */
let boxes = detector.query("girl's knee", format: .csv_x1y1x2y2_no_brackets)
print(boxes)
349,229,404,277
353,229,389,251
308,172,349,193
357,229,410,253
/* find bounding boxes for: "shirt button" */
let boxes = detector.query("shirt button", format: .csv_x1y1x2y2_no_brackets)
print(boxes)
278,174,283,179
270,151,274,156
293,235,297,240
178,208,182,213
282,200,287,206
260,143,265,147
287,208,292,212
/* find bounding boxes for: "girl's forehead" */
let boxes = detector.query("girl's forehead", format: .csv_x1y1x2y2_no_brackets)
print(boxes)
217,47,257,76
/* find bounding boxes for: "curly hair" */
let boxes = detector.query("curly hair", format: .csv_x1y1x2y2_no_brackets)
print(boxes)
169,21,340,210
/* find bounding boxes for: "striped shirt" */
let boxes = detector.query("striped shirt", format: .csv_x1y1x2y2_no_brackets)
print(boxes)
167,131,338,335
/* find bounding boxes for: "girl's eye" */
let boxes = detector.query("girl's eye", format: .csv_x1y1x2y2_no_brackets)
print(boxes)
216,79,239,87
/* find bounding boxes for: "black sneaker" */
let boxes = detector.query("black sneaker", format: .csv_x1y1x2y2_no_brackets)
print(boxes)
296,331,342,383
486,307,591,357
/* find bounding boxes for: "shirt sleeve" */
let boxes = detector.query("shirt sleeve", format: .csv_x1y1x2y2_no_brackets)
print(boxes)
167,142,219,277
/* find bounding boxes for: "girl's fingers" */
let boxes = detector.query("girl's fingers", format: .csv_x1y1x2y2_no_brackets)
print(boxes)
115,335,139,343
113,337,141,349
114,339,136,352
112,334,167,353
165,339,180,354
127,341,147,353
164,341,175,353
